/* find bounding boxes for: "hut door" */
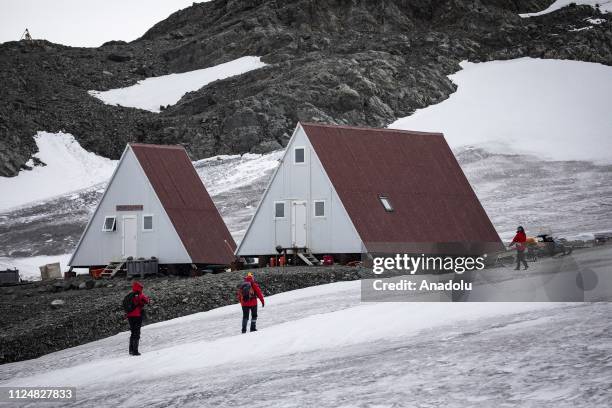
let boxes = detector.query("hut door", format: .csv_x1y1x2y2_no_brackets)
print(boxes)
122,215,138,258
291,201,307,247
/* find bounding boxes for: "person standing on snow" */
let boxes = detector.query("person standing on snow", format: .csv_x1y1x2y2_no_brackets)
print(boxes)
123,281,150,356
510,226,529,271
237,272,265,333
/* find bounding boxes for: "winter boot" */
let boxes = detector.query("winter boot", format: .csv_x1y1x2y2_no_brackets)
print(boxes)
129,338,136,355
131,339,141,356
250,319,257,332
242,318,248,334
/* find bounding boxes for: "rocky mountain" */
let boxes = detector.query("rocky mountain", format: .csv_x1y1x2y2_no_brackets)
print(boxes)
1,0,611,177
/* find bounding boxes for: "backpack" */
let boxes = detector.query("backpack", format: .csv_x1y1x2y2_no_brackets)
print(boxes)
239,282,255,302
122,292,137,313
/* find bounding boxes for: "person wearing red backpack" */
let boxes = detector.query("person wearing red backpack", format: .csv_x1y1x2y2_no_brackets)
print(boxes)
237,272,265,333
123,281,150,356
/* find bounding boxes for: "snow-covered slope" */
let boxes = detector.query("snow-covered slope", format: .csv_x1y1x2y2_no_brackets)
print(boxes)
1,278,610,407
456,147,612,241
89,56,267,112
194,152,283,197
390,58,612,164
0,281,559,386
0,132,115,212
520,0,612,17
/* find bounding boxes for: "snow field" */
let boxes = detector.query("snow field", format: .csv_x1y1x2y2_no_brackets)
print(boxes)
2,280,559,389
89,56,267,112
390,58,612,164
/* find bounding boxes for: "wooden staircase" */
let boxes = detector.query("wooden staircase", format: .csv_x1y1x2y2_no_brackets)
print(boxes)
100,261,125,279
296,250,320,266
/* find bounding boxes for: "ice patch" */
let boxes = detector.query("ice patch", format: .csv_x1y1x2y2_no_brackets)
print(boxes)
587,17,607,23
520,0,612,17
569,25,593,31
89,56,267,112
389,58,612,164
195,151,284,196
0,132,116,212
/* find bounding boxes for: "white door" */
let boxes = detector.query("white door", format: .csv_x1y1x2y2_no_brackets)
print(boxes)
122,216,137,258
291,201,307,247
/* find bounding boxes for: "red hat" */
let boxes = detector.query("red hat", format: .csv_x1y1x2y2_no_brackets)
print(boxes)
132,281,143,292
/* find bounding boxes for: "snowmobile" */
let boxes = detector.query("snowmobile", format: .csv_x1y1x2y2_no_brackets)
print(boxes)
536,234,572,257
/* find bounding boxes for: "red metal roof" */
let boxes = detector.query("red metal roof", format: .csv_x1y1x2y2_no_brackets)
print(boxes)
130,143,236,264
301,123,502,253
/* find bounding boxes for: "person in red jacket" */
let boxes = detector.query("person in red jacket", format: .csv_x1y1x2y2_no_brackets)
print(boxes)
126,281,150,356
237,272,264,333
510,226,529,271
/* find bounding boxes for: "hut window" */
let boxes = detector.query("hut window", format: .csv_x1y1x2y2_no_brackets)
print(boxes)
314,200,325,217
274,201,285,218
294,147,305,164
103,216,116,232
143,215,153,231
379,196,394,212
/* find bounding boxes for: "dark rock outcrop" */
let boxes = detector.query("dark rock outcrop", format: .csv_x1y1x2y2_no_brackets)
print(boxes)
1,0,611,176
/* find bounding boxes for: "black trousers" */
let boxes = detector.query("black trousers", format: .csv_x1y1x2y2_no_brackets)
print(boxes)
516,250,528,269
242,305,258,321
242,306,258,332
128,316,143,353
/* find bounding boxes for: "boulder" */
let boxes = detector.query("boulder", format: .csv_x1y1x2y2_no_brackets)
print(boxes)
335,84,361,111
53,282,70,292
